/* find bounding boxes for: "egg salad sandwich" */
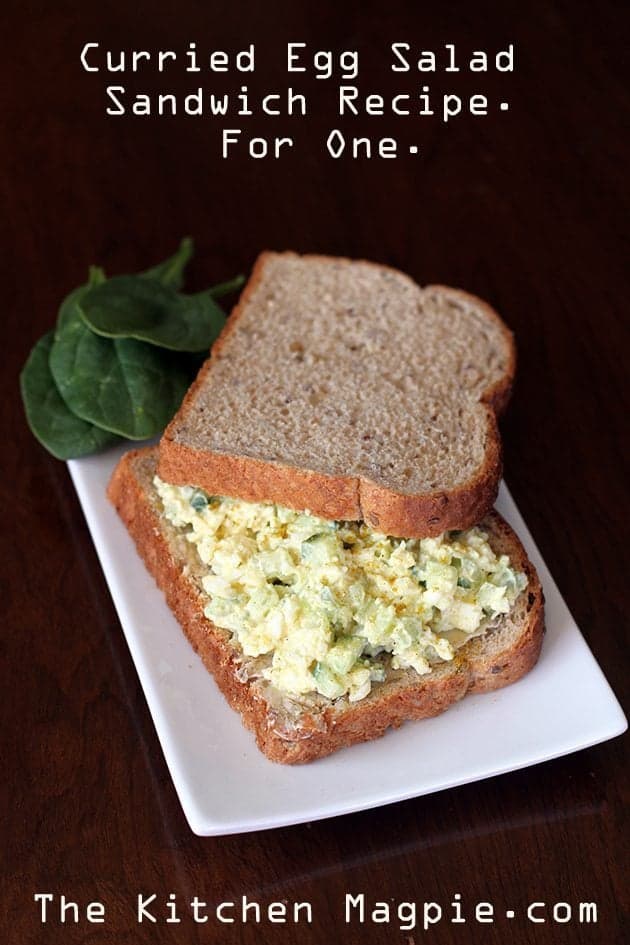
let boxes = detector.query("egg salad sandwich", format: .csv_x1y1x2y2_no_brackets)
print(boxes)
108,253,544,763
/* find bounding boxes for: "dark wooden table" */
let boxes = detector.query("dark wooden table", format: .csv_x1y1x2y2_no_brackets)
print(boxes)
2,2,628,943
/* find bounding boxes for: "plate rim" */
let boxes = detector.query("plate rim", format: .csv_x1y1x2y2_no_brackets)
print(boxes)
67,450,628,836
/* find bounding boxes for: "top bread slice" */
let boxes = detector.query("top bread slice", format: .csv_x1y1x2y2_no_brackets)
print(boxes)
108,446,544,765
158,252,515,537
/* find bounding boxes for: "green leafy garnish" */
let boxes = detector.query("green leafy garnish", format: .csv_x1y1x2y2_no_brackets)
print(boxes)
207,274,246,299
20,239,244,459
20,332,120,460
50,295,190,439
78,276,227,352
141,236,194,290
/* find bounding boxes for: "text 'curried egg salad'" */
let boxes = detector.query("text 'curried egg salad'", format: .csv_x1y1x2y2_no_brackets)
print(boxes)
155,478,528,704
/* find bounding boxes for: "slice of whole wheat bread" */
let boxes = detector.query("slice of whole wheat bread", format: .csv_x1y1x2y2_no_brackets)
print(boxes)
158,252,515,538
108,446,544,764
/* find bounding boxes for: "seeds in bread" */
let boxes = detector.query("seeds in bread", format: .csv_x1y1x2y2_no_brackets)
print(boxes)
108,447,544,764
158,253,515,537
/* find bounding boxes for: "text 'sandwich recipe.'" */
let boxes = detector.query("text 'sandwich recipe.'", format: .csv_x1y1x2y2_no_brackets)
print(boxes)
79,41,516,160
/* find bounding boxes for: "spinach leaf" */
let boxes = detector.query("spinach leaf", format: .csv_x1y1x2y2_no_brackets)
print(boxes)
141,236,194,290
209,274,246,299
20,332,119,460
21,241,240,458
50,279,190,439
77,276,227,352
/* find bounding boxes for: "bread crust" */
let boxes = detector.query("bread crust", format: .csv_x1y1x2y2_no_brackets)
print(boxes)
158,252,514,538
108,447,544,764
424,283,516,417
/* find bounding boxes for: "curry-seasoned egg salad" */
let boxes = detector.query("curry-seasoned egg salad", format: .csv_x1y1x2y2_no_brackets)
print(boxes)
155,478,528,704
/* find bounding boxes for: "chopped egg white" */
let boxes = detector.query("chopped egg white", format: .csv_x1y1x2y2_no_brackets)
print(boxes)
155,478,527,703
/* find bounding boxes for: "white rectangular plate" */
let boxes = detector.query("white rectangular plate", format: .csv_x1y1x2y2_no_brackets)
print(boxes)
68,445,626,835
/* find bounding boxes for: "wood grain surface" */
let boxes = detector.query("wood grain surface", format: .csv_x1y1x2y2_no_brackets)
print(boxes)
1,1,628,943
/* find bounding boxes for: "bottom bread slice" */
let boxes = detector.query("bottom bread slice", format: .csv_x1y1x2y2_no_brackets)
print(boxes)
107,447,545,764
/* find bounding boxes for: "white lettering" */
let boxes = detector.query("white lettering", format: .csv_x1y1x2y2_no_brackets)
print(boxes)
268,902,287,923
527,902,545,923
287,43,357,79
579,902,598,923
287,42,306,72
105,85,125,115
166,894,180,923
470,51,488,72
294,901,313,923
372,901,389,923
236,45,255,71
33,894,105,924
190,897,208,923
326,129,397,158
399,902,416,931
262,93,280,115
185,90,203,115
222,129,241,157
137,894,157,923
451,893,465,923
80,43,99,72
419,86,434,115
345,893,365,923
186,42,200,72
132,50,150,70
365,94,385,115
339,50,359,80
237,86,252,115
157,50,176,71
210,51,229,71
553,902,572,923
470,94,488,115
157,94,176,116
392,94,410,115
86,902,105,924
209,94,228,116
391,42,410,71
443,94,462,121
496,45,514,71
34,894,53,922
419,51,436,71
445,43,459,71
242,896,261,923
476,902,494,923
216,902,234,924
339,86,359,115
287,89,306,116
107,51,125,72
313,49,333,80
132,94,151,116
423,902,442,929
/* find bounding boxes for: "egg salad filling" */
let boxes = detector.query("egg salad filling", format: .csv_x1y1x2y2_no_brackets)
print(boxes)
155,477,528,704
